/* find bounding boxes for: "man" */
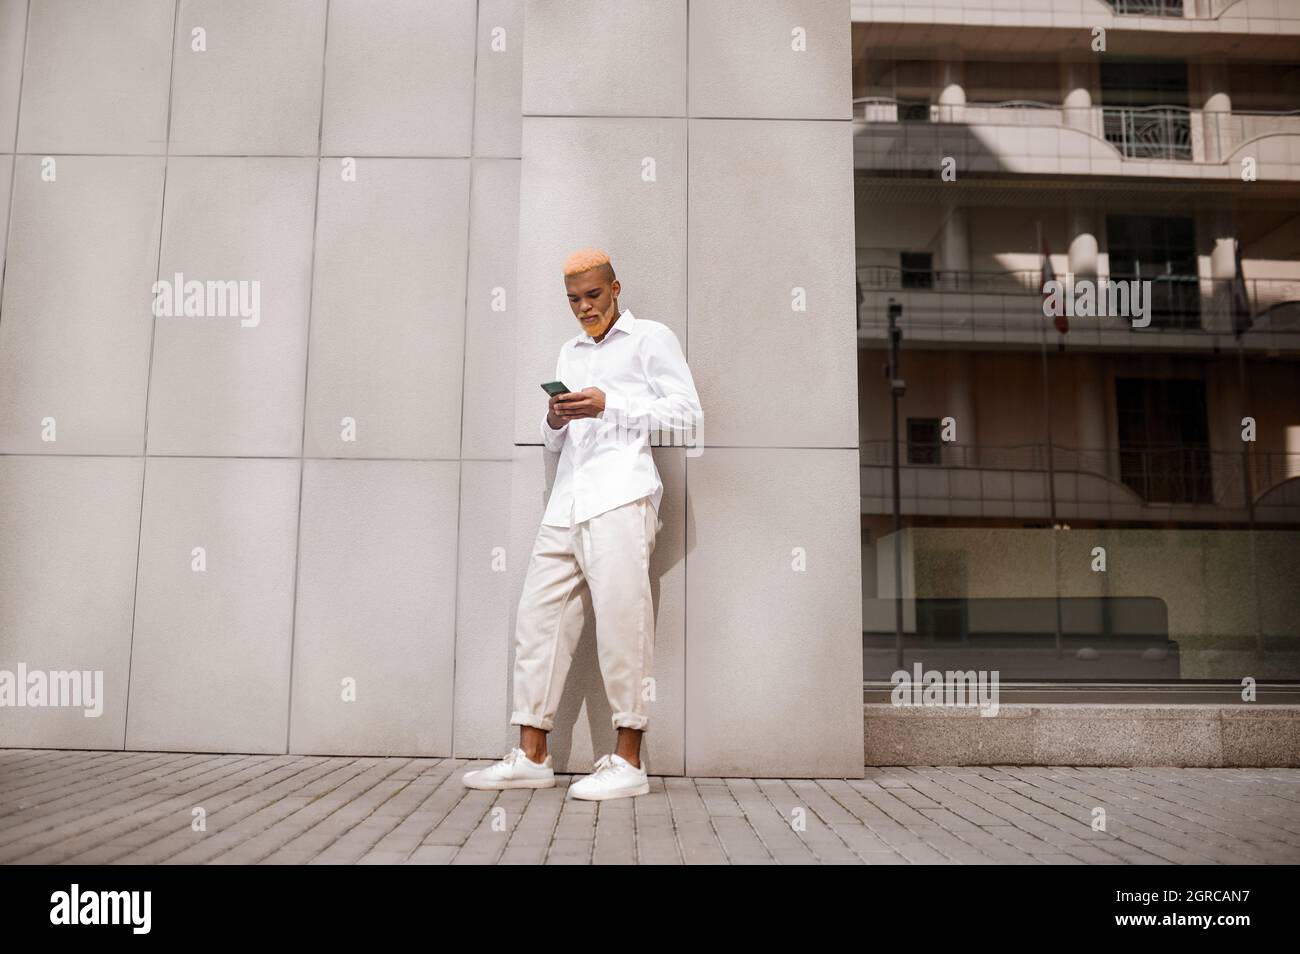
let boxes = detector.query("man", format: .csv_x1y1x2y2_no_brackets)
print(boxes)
463,247,703,800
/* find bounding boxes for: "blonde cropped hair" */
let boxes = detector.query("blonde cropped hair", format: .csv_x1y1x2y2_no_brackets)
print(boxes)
563,247,616,282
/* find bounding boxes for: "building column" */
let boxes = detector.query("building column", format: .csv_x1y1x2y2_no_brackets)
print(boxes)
1062,59,1097,137
1068,206,1100,282
936,56,965,122
940,204,970,291
1212,231,1239,331
1210,236,1236,283
1208,206,1237,333
1074,359,1108,477
946,352,977,468
1199,59,1232,164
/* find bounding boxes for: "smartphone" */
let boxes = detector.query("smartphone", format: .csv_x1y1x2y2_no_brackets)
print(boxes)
540,380,571,397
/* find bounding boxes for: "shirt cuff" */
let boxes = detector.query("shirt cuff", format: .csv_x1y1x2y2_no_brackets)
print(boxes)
541,413,568,448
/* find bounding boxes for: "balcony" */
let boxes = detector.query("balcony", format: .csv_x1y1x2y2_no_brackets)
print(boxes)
852,98,1300,178
1104,0,1184,14
1101,0,1252,16
856,267,1300,352
859,440,1300,524
1102,106,1190,161
852,0,1300,43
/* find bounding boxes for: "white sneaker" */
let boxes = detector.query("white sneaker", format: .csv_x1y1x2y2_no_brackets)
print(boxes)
462,747,556,790
568,753,649,801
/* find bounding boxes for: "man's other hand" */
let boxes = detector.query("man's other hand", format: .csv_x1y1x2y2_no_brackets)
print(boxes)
548,387,606,426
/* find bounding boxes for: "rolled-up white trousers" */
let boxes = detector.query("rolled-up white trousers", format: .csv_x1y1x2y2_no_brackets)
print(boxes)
510,495,661,733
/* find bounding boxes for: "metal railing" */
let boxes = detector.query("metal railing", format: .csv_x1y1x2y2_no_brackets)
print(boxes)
860,440,1300,509
852,97,1300,164
853,96,1065,126
1103,0,1185,15
856,267,1300,335
1118,444,1212,504
1102,105,1192,160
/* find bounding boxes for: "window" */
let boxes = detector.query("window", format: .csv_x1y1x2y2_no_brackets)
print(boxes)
907,417,942,465
1115,377,1213,504
1100,60,1191,160
1106,215,1199,328
900,251,934,289
1100,59,1189,108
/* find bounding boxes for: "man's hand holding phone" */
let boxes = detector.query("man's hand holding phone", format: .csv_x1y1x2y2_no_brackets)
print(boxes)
542,381,606,428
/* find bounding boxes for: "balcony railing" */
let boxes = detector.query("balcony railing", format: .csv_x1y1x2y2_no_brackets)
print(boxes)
1118,444,1212,504
856,267,1300,336
1101,105,1192,160
854,96,1066,126
853,97,1300,165
1103,0,1257,16
860,440,1300,510
1103,0,1184,15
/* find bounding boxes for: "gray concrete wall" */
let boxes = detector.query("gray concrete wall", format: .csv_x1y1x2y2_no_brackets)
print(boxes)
0,0,865,777
0,0,524,756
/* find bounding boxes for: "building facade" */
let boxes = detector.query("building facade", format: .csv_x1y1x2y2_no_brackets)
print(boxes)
852,0,1300,710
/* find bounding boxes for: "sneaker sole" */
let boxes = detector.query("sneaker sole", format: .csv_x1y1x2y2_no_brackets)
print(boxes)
568,780,650,800
462,776,556,791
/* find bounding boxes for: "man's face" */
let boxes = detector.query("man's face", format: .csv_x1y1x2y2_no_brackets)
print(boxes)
566,270,620,340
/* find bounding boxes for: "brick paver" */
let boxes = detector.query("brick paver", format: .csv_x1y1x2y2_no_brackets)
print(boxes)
1,750,1296,864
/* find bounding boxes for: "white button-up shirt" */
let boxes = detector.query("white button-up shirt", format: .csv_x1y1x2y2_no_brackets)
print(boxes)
540,307,702,527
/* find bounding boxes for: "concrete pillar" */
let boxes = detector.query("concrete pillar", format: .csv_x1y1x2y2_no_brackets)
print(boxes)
1068,207,1099,281
941,205,970,290
937,56,965,122
1207,207,1235,331
1199,60,1232,164
945,352,977,468
1195,205,1234,333
1210,236,1237,282
1062,60,1095,135
1074,360,1108,475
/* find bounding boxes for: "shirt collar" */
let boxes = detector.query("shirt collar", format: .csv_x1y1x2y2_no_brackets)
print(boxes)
575,307,636,345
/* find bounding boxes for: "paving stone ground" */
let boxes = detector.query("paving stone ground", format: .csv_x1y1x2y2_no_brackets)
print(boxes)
1,749,1297,864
